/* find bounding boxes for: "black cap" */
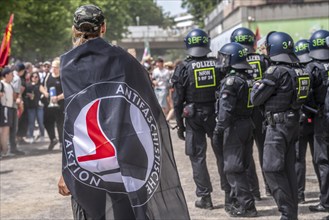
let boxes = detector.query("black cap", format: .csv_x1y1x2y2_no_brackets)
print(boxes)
1,67,13,77
16,63,25,71
73,4,105,33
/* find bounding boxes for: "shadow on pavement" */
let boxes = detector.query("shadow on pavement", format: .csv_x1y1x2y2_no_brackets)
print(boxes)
0,170,14,175
1,141,61,161
257,207,280,218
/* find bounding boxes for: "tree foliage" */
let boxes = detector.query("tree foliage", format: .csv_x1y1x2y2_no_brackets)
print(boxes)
0,0,171,62
181,0,218,28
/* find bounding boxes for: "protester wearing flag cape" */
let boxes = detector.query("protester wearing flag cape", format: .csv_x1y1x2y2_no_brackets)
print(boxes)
58,4,190,220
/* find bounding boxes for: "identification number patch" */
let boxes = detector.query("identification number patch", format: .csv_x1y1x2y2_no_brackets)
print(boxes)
194,67,216,88
249,61,263,80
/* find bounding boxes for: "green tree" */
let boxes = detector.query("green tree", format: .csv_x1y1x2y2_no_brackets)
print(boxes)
0,0,171,62
181,0,218,28
0,0,73,62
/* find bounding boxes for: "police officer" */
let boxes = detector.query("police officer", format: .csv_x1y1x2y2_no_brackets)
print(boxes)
251,31,311,220
324,85,329,220
231,27,270,199
307,30,329,212
294,39,320,204
324,87,329,132
171,28,226,209
213,42,257,217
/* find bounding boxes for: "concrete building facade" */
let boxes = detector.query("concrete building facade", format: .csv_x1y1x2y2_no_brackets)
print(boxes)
204,0,329,56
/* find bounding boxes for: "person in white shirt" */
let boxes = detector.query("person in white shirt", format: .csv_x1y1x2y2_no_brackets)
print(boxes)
0,67,15,157
39,61,51,84
152,57,171,115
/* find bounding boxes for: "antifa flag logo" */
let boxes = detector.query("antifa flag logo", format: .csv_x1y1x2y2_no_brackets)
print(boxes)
63,82,161,206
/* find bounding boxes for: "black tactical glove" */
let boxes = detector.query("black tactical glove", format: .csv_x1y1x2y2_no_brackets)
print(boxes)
212,125,223,148
177,126,185,141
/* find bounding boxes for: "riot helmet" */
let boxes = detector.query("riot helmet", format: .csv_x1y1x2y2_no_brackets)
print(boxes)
218,42,251,70
294,39,312,64
184,29,211,57
309,29,329,60
266,31,299,64
230,27,255,52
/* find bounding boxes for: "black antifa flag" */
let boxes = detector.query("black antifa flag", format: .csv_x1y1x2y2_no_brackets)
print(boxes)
60,38,190,220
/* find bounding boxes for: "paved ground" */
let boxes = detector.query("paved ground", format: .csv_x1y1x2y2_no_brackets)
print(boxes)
0,123,328,220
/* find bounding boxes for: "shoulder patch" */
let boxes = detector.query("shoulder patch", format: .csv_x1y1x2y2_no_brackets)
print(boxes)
266,66,277,74
226,77,234,86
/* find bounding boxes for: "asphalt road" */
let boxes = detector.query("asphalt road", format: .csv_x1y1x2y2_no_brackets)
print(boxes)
0,122,328,220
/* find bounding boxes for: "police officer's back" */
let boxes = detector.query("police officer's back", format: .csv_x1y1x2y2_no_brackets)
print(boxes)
251,31,311,220
231,27,270,199
294,39,320,204
324,86,329,129
171,28,224,210
306,30,329,213
213,42,257,217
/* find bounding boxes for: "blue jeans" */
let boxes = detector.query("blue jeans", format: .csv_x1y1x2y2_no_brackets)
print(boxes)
27,107,44,138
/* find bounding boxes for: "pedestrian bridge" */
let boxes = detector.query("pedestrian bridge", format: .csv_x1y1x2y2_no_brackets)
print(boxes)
116,26,188,50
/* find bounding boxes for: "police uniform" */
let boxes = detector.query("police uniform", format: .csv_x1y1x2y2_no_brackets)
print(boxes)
172,55,226,207
251,63,311,219
213,42,258,217
324,87,329,129
246,52,270,197
230,27,270,198
307,58,329,212
216,70,256,215
172,28,229,209
294,39,320,203
307,30,329,213
251,31,311,220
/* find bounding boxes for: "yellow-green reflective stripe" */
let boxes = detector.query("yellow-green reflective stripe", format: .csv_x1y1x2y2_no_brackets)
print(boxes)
298,76,310,99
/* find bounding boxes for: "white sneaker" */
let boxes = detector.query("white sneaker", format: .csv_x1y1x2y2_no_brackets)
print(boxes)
3,152,15,157
25,137,34,144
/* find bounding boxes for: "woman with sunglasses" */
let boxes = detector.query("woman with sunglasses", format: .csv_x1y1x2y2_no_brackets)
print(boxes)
24,72,46,143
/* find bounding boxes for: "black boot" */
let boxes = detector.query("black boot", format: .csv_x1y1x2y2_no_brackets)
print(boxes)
224,191,240,213
195,195,213,210
309,203,329,212
224,191,233,212
229,205,258,217
48,138,58,151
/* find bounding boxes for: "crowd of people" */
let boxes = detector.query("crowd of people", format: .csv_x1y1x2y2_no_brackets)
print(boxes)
141,55,180,122
0,58,64,158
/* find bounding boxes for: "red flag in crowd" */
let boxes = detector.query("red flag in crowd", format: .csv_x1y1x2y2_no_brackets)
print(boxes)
0,14,14,68
255,26,261,41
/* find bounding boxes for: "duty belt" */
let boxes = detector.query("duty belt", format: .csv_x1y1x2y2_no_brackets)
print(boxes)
265,110,298,126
